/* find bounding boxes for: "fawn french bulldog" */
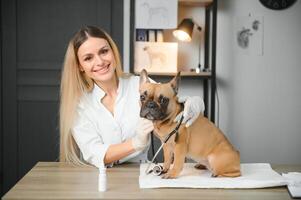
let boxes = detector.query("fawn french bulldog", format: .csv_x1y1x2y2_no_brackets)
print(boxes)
139,69,241,178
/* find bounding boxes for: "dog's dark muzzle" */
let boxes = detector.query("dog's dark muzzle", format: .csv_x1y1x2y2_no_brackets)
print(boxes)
140,101,167,120
146,101,158,109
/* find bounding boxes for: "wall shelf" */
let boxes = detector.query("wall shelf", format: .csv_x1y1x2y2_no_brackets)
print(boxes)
179,0,213,7
130,0,217,122
134,71,211,78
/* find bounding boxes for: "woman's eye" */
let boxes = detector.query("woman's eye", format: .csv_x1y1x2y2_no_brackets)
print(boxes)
140,95,145,101
84,56,92,61
100,49,109,55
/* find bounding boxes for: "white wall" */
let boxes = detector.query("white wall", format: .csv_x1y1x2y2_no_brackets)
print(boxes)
217,0,301,164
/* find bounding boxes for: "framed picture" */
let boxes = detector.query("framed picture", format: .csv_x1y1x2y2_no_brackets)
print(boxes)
135,0,178,29
134,41,178,74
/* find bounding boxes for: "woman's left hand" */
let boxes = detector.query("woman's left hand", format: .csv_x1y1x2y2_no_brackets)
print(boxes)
174,96,205,127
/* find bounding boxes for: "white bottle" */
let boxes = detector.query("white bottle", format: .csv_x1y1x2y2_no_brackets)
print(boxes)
98,166,107,192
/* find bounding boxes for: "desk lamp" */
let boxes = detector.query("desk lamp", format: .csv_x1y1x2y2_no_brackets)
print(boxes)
173,18,202,73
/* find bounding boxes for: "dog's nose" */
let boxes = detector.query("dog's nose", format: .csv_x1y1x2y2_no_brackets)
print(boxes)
147,101,157,109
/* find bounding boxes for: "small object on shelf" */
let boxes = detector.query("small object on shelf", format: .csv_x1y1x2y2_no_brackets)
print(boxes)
190,67,201,74
156,30,164,42
196,66,201,73
136,29,148,41
202,68,211,72
149,30,156,42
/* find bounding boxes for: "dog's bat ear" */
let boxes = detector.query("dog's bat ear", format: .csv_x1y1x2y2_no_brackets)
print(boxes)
139,69,150,85
170,71,181,94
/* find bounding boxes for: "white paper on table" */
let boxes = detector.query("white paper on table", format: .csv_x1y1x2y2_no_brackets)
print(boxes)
139,163,289,189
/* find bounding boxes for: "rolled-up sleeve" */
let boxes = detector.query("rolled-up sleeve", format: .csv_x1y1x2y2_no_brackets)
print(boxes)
72,114,109,168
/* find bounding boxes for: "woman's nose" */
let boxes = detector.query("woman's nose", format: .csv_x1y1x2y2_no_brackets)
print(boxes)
95,55,104,66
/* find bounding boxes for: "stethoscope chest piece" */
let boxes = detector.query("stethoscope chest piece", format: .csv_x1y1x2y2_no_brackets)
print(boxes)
146,164,164,176
152,165,164,176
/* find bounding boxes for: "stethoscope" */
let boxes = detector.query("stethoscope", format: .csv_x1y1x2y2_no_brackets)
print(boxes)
145,115,184,176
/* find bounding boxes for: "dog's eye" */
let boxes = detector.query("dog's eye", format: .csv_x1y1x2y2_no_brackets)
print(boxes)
161,98,167,104
140,95,146,101
159,96,168,104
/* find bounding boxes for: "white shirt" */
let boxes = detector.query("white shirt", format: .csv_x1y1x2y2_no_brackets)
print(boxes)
72,75,149,168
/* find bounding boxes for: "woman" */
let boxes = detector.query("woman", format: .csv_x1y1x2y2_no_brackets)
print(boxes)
60,26,204,168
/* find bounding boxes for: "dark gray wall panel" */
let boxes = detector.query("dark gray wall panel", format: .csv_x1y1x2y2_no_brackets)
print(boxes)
18,86,59,101
17,0,111,63
111,0,124,64
18,101,59,177
96,0,112,33
18,69,60,86
2,0,18,195
0,0,3,195
18,61,62,70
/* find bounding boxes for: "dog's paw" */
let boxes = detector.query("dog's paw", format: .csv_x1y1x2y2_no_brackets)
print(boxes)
162,165,170,173
161,169,179,179
162,168,169,174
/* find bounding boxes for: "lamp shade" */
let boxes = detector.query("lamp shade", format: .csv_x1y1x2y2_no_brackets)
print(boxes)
173,18,194,42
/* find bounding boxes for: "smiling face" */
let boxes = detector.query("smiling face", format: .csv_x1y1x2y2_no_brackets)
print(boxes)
77,37,116,84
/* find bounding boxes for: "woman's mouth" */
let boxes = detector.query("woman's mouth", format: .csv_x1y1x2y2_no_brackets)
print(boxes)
93,64,110,75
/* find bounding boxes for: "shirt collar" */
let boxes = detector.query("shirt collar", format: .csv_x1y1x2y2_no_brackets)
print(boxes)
92,83,106,102
92,78,124,104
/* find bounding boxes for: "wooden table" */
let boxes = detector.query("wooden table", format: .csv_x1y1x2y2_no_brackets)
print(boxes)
2,162,300,199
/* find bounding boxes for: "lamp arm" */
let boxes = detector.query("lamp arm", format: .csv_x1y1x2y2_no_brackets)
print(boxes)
191,19,202,71
191,19,202,31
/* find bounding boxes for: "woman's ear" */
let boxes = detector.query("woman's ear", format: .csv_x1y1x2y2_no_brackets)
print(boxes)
79,65,85,72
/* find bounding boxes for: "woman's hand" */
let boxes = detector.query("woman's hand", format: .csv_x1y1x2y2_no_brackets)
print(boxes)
132,118,154,151
174,96,205,127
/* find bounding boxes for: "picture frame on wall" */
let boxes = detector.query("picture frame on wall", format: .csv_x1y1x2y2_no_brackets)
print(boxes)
135,0,178,29
134,41,178,74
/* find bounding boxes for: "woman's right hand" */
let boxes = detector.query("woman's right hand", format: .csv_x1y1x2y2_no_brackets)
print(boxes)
132,118,154,151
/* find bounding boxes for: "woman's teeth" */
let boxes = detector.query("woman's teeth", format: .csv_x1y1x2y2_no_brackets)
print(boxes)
94,65,109,73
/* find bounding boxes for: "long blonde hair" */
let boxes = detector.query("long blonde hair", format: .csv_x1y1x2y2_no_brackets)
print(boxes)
59,26,124,165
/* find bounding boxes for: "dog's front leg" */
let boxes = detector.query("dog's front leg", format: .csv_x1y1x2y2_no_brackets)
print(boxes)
162,142,173,173
162,143,186,179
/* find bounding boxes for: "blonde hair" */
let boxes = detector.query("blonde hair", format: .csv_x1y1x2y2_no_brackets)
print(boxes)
59,26,124,165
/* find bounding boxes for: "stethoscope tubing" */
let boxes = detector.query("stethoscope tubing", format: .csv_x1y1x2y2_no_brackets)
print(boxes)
145,115,184,175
